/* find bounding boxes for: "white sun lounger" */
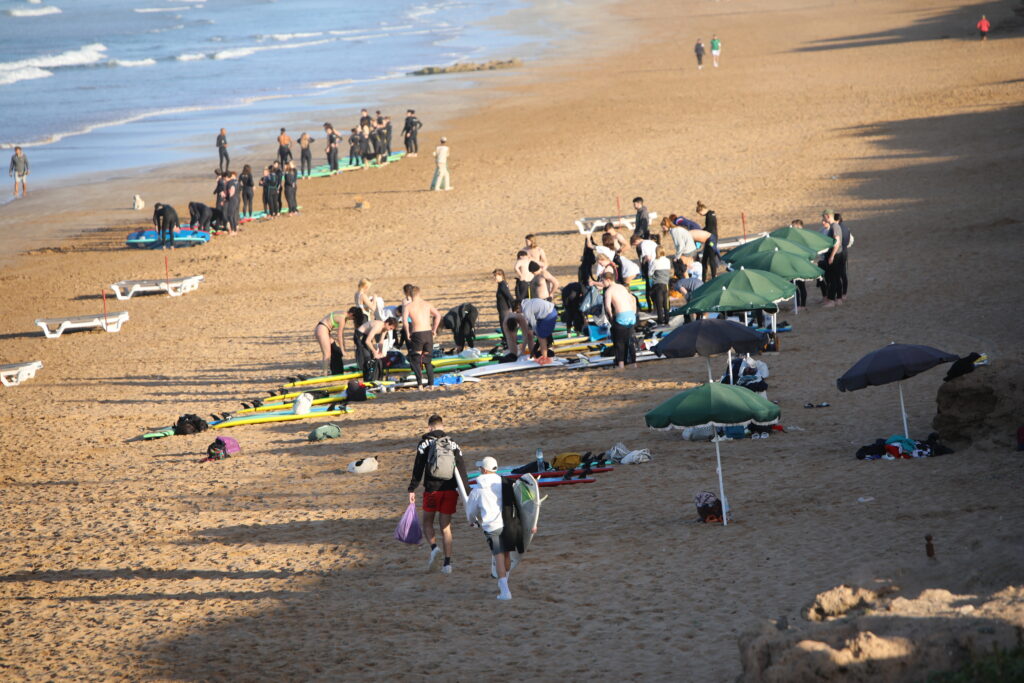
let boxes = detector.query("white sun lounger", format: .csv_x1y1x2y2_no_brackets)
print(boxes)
575,212,659,235
35,311,130,339
110,275,204,300
0,361,43,387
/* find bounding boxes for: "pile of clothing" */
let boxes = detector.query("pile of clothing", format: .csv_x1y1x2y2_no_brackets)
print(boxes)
856,433,953,460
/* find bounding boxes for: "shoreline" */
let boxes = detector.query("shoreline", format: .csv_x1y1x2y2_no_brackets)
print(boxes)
0,0,621,269
1,0,1023,679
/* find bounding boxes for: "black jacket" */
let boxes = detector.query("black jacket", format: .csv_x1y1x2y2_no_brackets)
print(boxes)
408,429,469,493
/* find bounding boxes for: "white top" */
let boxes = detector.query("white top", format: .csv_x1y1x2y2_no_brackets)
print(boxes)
619,254,641,281
433,145,449,165
638,239,658,263
466,472,503,532
686,260,703,280
594,245,616,261
649,255,672,278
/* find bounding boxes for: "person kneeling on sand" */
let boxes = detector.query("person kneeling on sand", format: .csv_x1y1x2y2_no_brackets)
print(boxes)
466,456,535,601
508,298,558,362
408,414,469,575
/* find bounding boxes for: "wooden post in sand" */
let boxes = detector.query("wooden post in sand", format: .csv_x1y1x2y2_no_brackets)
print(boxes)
741,211,747,240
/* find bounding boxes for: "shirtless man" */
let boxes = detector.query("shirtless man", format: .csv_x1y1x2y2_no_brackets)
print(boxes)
524,234,548,268
600,271,638,368
510,298,558,361
513,250,532,300
528,262,560,301
402,285,442,389
276,128,292,167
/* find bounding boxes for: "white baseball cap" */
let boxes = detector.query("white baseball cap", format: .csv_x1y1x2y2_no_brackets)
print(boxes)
476,456,498,472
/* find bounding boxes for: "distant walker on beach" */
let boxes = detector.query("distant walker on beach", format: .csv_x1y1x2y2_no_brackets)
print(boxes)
430,137,451,191
9,147,29,199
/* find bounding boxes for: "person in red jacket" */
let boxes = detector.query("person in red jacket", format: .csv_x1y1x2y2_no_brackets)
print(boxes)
977,15,990,40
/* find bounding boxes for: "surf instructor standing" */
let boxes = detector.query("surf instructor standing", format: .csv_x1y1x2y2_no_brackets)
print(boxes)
408,414,469,576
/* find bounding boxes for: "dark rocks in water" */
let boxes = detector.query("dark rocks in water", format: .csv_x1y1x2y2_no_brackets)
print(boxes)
409,59,522,76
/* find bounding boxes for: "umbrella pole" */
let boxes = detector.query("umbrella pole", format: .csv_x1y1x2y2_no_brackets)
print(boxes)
706,357,713,383
715,439,728,526
727,349,733,384
898,382,910,438
772,311,777,335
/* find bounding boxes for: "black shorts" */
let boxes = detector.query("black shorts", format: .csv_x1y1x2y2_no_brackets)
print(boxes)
409,330,433,355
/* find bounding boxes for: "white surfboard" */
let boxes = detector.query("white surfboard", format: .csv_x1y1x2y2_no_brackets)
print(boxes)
461,355,570,378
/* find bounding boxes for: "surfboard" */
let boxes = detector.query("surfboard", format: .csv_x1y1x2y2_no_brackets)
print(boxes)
454,469,471,524
281,356,496,388
126,229,210,249
210,404,352,429
461,356,571,378
535,477,595,487
512,473,541,552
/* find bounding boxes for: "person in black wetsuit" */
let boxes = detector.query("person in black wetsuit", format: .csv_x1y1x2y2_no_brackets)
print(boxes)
695,200,719,281
298,132,315,178
259,167,272,215
276,128,292,168
216,128,229,172
213,169,226,211
239,164,254,218
283,162,298,215
359,109,372,129
189,201,213,231
378,118,389,160
822,210,851,307
348,127,362,167
152,203,179,249
323,123,339,172
271,162,284,215
262,165,280,217
402,109,422,156
833,212,850,300
224,170,239,233
493,269,515,324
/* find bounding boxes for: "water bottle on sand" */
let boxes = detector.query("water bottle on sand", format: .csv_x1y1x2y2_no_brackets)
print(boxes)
535,447,544,473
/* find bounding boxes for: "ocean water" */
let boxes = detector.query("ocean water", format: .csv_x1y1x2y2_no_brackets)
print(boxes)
0,0,531,187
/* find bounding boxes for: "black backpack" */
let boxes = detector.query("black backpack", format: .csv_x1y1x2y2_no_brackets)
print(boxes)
346,379,367,402
362,358,382,382
174,414,209,435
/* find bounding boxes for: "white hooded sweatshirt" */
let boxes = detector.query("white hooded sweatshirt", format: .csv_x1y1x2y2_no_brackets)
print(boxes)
466,472,503,533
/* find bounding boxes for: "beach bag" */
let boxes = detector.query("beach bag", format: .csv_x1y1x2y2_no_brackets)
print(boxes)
427,436,457,480
681,425,716,442
621,448,652,464
695,491,723,523
174,413,209,435
346,380,367,402
293,392,314,415
308,424,342,442
206,436,240,461
394,502,423,545
552,453,582,471
348,456,379,474
362,358,382,382
329,343,346,375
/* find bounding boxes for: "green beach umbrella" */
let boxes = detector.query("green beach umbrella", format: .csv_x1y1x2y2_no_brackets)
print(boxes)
646,382,780,525
679,268,796,315
769,226,836,255
727,248,824,281
723,235,816,263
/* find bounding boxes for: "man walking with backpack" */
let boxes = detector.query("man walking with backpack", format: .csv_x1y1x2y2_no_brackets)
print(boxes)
408,414,469,575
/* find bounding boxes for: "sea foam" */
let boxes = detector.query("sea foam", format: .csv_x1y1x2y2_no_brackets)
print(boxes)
7,5,62,16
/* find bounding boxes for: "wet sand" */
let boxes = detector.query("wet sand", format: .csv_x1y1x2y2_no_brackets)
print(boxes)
1,0,1023,680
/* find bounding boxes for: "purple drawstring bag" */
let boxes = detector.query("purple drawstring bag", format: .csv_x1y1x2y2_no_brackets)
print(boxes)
394,502,423,545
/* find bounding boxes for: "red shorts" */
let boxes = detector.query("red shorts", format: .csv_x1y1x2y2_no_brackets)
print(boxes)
422,490,458,515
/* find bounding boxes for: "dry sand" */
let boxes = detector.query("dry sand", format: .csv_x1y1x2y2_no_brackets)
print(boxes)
1,0,1023,680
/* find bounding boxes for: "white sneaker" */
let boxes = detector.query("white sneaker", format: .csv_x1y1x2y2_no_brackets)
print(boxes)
427,547,442,572
441,563,452,575
497,591,512,601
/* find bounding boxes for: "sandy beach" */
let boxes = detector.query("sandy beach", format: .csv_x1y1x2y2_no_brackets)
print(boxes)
1,0,1023,680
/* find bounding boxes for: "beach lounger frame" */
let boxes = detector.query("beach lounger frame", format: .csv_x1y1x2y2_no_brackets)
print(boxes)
575,212,659,235
110,275,204,300
35,311,130,339
0,361,43,387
